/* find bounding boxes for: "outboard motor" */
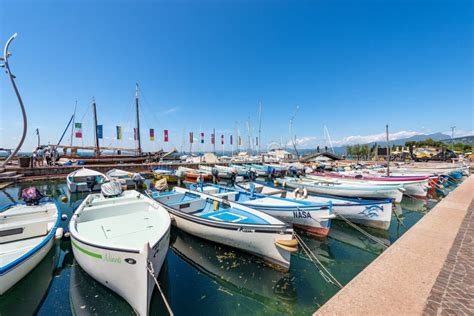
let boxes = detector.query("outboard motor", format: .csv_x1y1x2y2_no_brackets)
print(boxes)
211,167,219,183
21,187,43,205
248,168,257,181
86,176,98,192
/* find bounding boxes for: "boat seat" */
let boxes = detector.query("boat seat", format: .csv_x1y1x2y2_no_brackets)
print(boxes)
167,198,207,214
213,191,239,202
0,219,51,244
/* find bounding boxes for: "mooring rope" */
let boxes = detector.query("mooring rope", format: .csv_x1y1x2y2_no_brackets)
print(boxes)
333,212,390,248
392,208,408,230
294,232,343,289
147,260,174,316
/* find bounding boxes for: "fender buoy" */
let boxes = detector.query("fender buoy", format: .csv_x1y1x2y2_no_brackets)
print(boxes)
61,196,68,203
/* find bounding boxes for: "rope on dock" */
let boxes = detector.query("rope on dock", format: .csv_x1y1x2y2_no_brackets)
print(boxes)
147,260,174,316
294,232,343,289
333,212,390,248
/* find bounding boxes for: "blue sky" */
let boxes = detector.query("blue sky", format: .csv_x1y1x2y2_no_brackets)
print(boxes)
0,0,472,152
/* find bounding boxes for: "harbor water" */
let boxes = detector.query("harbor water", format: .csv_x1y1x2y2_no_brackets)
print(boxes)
0,179,449,315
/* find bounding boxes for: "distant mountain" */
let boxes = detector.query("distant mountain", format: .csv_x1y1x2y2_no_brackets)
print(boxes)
300,132,451,155
441,135,474,145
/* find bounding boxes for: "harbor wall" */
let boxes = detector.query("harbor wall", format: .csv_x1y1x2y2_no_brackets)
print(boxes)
315,175,474,315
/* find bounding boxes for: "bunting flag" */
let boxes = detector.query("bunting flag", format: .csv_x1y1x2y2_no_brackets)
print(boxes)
255,136,259,146
96,125,103,139
116,126,122,140
221,134,224,145
238,136,242,146
74,123,82,138
230,135,233,145
164,129,169,142
200,132,204,144
133,128,137,140
189,132,194,143
150,128,155,141
211,133,215,145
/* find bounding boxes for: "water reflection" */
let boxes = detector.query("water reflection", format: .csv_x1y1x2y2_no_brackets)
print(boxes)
170,230,297,308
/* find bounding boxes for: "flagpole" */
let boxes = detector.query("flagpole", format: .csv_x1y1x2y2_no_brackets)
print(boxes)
70,100,77,148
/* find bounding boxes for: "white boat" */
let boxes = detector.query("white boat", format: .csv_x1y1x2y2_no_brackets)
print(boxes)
305,174,429,197
67,168,108,192
199,165,236,179
0,201,61,295
106,168,137,187
276,177,404,203
69,184,171,315
186,183,333,236
148,187,298,271
242,183,394,230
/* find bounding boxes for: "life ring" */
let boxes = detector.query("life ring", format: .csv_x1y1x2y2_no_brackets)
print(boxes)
294,187,308,200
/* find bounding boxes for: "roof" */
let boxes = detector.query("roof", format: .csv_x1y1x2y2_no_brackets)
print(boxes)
299,152,341,162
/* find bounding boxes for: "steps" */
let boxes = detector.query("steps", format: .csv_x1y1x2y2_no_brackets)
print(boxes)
0,170,24,183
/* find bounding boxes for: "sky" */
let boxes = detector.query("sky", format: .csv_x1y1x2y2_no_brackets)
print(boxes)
0,0,473,153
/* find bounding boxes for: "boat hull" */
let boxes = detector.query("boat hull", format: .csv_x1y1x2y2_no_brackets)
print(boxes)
70,231,170,316
281,180,403,203
167,211,293,271
0,236,55,295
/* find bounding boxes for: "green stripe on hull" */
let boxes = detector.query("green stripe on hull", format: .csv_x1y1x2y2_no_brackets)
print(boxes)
72,240,102,259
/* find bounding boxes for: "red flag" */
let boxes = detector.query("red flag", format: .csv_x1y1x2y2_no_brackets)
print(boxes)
211,133,215,145
221,134,224,145
133,128,137,140
164,129,169,142
189,132,193,143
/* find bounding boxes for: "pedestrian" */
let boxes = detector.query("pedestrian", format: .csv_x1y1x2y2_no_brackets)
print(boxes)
37,147,44,166
45,149,51,166
32,149,38,167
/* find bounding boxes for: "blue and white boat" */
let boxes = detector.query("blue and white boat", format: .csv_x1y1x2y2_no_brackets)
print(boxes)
0,200,62,295
241,182,394,230
148,186,298,271
277,177,404,203
186,183,333,237
244,164,271,177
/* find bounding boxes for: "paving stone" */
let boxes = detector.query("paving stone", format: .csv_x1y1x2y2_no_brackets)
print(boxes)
423,201,474,315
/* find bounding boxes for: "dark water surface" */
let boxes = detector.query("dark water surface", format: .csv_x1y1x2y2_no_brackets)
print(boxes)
0,179,451,315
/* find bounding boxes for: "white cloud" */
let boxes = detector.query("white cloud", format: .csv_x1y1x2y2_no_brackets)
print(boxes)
161,107,179,115
291,130,424,148
441,129,474,138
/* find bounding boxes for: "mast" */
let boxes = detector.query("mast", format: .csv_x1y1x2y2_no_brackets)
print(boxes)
213,128,216,154
386,124,390,176
36,129,40,148
135,83,142,155
258,101,262,155
70,101,77,147
0,33,27,170
92,97,100,156
289,105,300,158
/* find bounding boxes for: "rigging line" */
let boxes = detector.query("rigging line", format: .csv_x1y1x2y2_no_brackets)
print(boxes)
147,260,174,316
137,85,165,130
334,212,390,248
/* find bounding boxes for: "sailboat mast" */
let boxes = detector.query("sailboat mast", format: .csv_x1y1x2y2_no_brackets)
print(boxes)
135,83,142,155
92,97,100,156
386,124,390,176
70,100,77,147
258,101,262,155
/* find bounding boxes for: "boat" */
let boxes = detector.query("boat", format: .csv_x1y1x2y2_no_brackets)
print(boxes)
264,164,288,177
306,172,429,197
69,183,171,315
147,186,298,271
0,199,62,295
244,164,270,177
0,241,61,314
185,183,333,236
228,164,251,177
176,166,213,182
106,168,138,187
198,165,236,179
276,177,404,203
152,167,179,183
66,167,108,192
242,182,394,230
